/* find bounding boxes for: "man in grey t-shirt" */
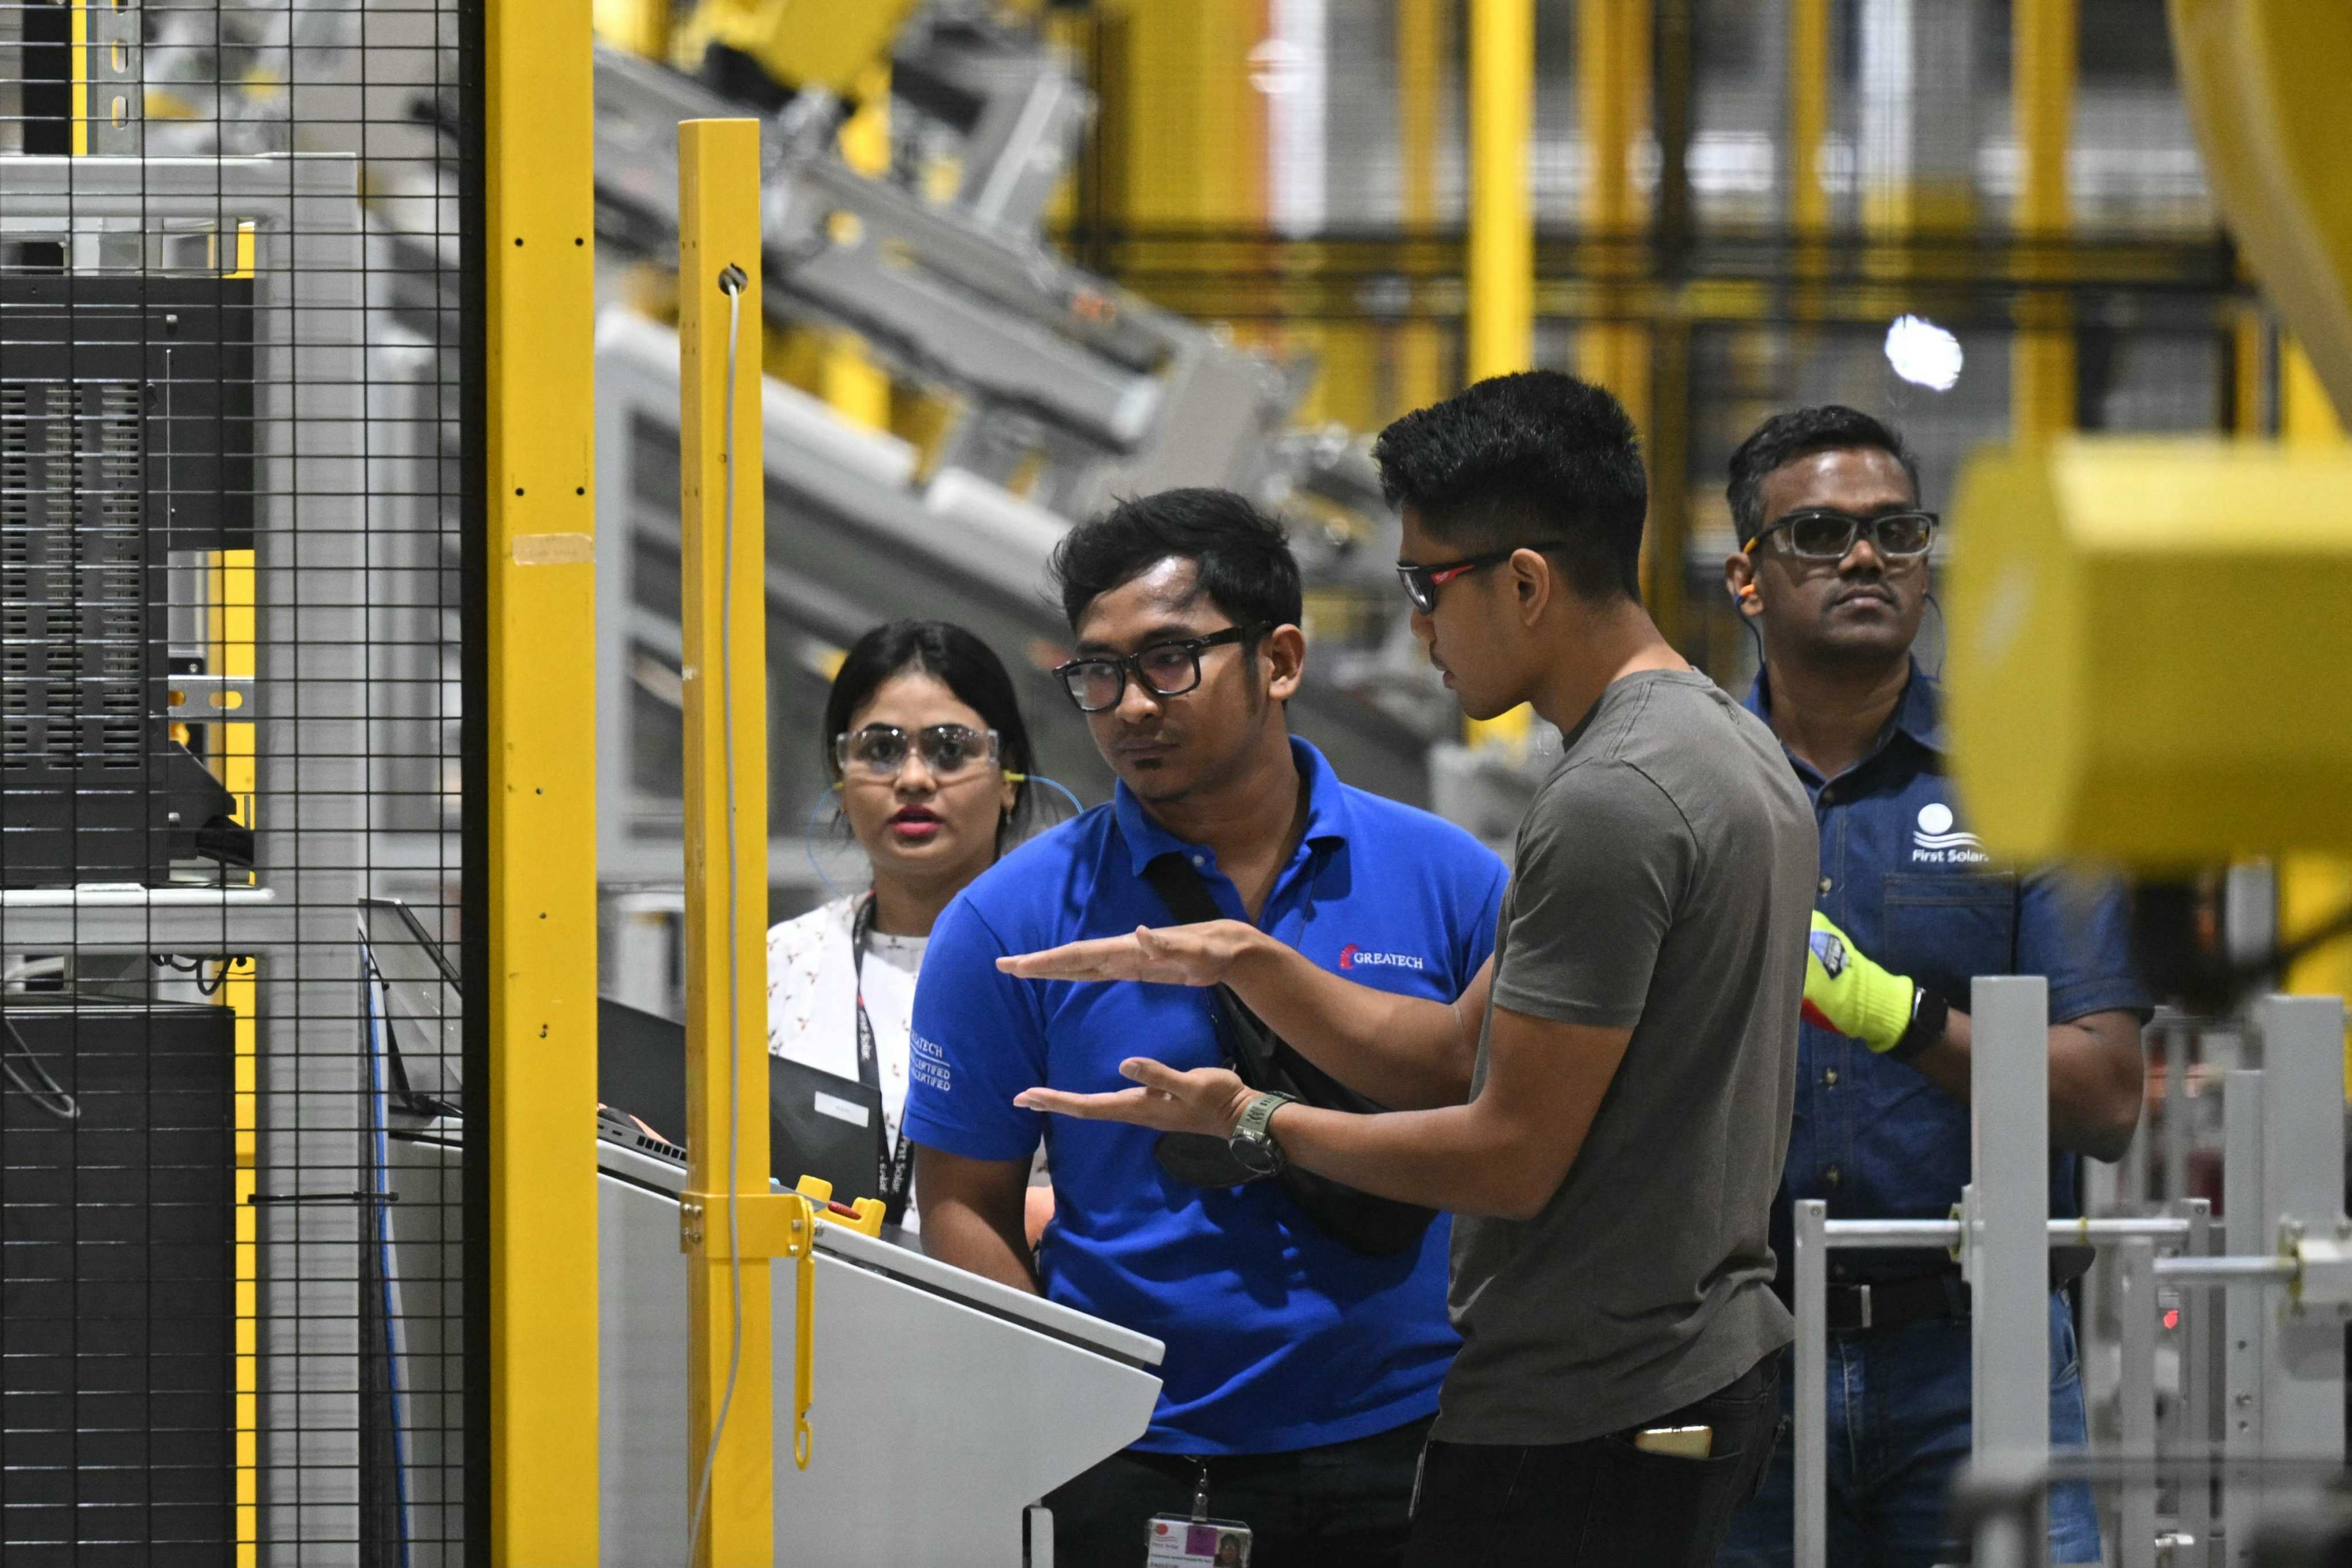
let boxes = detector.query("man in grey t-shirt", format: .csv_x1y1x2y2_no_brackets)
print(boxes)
1005,372,1817,1566
1444,664,1814,1449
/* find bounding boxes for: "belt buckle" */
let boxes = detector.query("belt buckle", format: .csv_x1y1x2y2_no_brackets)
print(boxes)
1853,1283,1872,1330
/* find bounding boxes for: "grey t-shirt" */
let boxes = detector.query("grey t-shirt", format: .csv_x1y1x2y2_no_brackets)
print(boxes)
1438,669,1818,1445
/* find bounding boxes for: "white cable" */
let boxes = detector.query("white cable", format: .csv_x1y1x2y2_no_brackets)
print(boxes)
686,267,750,1567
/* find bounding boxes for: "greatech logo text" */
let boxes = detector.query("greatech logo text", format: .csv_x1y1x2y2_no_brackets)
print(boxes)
1339,943,1424,972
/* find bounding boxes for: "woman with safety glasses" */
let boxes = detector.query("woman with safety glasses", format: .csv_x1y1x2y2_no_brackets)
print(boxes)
766,619,1049,1237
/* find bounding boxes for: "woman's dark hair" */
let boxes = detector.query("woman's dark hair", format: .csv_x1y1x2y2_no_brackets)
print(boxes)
1050,486,1303,637
821,620,1034,849
1725,404,1920,546
1373,370,1648,603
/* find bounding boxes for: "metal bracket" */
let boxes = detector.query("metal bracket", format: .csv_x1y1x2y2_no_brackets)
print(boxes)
167,675,259,723
677,1189,814,1260
86,0,142,157
2287,1219,2352,1313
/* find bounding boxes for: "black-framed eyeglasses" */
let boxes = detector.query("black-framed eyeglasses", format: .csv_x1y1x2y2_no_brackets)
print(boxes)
1744,508,1938,561
832,723,1001,781
1395,543,1574,615
1052,624,1263,714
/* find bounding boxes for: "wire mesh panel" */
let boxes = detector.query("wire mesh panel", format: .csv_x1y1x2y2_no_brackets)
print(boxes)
0,5,472,1563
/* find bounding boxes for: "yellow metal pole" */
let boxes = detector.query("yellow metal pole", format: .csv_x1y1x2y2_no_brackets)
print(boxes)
485,0,601,1558
677,117,778,1568
207,225,262,1568
1395,0,1448,410
1465,0,1536,750
1789,0,1829,252
1784,0,1832,397
823,66,895,432
2013,0,2077,439
69,0,88,156
2276,335,2352,1042
1467,0,1534,383
1575,0,1649,424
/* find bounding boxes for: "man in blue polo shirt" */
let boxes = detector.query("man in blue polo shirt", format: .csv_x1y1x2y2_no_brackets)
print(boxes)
905,487,1506,1567
1715,407,2151,1567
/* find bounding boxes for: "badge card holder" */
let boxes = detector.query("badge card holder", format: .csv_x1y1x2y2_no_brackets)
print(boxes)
1146,1466,1253,1567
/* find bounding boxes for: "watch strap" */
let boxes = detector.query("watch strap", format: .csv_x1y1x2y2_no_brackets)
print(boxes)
1235,1090,1296,1141
1886,987,1951,1064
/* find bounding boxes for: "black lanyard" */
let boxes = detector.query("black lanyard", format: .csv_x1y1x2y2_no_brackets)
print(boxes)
850,894,915,1223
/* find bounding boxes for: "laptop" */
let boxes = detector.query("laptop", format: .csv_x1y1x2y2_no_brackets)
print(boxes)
596,997,885,1202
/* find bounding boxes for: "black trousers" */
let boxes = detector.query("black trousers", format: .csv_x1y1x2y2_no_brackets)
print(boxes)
1041,1413,1432,1568
1404,1355,1783,1568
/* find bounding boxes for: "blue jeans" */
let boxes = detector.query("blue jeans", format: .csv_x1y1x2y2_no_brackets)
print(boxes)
1718,1292,2099,1567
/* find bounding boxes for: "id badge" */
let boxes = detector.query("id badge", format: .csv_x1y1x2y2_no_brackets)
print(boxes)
1146,1515,1253,1566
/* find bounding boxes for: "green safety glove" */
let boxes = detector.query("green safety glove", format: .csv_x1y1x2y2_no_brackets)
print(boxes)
1801,910,1942,1057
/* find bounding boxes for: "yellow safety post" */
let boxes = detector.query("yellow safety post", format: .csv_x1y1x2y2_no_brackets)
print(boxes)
1395,0,1449,412
1465,0,1536,750
1788,0,1829,273
1575,0,1649,426
485,0,601,1558
2013,0,2078,440
1466,0,1532,384
69,0,87,155
678,117,824,1565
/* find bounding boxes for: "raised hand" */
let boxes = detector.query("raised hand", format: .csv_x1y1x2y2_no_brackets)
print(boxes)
1014,1058,1260,1138
995,920,1264,988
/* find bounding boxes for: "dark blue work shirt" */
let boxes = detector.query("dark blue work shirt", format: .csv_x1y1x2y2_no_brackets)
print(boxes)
903,737,1508,1453
1746,665,2150,1282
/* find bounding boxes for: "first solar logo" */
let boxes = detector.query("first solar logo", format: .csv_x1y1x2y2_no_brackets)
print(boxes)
1339,944,1424,972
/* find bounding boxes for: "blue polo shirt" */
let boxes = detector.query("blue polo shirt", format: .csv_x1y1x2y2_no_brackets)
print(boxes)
903,737,1507,1454
1747,664,2151,1281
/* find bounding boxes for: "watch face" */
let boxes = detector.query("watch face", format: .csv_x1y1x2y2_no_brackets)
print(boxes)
1228,1130,1282,1178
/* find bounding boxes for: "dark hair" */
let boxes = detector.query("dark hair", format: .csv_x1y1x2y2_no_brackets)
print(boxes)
821,619,1034,844
1372,370,1648,602
1725,404,1921,546
1049,486,1303,636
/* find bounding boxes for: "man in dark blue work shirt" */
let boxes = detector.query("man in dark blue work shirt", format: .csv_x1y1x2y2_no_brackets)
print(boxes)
904,488,1507,1567
1716,406,2151,1568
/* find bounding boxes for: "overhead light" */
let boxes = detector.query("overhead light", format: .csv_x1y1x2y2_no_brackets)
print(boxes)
1884,314,1963,392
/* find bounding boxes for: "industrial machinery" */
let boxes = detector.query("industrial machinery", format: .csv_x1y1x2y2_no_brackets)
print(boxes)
591,310,1432,895
1,275,252,887
592,33,1309,520
1947,0,2352,869
0,155,382,1562
584,19,1443,984
0,998,238,1562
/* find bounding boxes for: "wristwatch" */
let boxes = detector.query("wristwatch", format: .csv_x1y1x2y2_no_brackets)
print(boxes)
1227,1091,1298,1178
1886,986,1952,1065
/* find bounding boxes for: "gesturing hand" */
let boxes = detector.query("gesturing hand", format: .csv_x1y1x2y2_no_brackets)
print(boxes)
1015,1059,1260,1139
995,920,1263,988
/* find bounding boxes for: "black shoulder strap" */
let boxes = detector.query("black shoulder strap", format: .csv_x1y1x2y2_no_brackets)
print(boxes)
1140,852,1393,1118
1140,853,1283,1087
1140,852,1225,926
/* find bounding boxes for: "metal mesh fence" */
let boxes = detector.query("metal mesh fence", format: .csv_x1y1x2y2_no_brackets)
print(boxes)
0,2,469,1562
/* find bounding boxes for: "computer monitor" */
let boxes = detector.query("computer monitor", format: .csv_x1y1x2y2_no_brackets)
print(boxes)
594,997,886,1204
